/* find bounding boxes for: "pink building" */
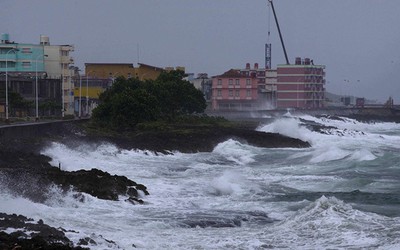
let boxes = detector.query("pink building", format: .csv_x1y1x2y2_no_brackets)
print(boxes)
211,65,259,111
276,57,326,109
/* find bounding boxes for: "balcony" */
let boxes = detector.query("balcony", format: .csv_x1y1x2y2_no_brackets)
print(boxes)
61,56,74,64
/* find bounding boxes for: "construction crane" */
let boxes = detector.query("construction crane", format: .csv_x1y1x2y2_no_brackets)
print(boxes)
267,0,290,65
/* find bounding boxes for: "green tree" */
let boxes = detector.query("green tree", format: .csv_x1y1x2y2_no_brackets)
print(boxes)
92,77,160,129
8,91,34,116
153,70,206,119
92,70,206,129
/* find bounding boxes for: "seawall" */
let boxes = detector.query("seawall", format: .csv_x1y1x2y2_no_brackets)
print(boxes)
0,119,88,143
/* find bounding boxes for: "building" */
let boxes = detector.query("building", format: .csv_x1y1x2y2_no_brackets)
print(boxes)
0,33,66,119
276,57,326,109
74,76,111,117
265,69,278,109
0,33,46,74
189,73,212,105
40,35,75,116
241,63,276,110
84,63,184,81
211,65,259,111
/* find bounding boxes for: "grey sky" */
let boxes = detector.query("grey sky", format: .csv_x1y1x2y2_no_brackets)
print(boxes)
1,0,399,102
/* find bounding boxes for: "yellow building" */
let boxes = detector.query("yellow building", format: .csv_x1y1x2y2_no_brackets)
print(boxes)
84,63,181,81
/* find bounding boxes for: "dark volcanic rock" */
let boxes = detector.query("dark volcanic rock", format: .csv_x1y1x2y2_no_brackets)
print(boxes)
0,213,87,250
0,150,148,203
86,125,311,154
46,168,149,201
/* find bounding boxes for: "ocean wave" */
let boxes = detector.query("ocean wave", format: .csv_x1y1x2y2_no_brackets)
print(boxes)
271,196,400,249
212,139,258,165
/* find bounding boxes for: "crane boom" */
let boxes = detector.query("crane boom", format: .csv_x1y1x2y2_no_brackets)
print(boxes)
268,0,290,65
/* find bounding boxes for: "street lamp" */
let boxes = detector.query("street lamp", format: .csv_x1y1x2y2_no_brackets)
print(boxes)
79,73,82,119
61,74,64,118
35,54,48,121
5,48,19,123
85,71,92,116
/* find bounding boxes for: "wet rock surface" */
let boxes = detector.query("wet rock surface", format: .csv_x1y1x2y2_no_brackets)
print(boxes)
0,118,310,248
0,213,87,250
0,150,148,249
83,125,311,154
0,150,148,203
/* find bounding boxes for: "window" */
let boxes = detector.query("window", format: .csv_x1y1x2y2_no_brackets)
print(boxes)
61,50,69,56
235,90,240,97
246,79,251,86
22,61,31,68
246,90,251,97
2,61,16,68
21,47,32,54
229,89,233,97
229,79,233,85
235,79,240,85
217,79,222,85
217,89,222,97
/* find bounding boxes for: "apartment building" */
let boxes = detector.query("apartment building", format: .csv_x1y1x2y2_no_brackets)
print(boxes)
41,35,75,115
211,65,259,111
0,33,67,119
276,57,326,109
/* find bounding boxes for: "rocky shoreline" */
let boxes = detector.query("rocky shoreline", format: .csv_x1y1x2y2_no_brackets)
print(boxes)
2,112,397,248
0,213,87,250
0,119,311,248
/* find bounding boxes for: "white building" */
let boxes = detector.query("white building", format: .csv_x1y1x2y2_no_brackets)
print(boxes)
41,35,75,116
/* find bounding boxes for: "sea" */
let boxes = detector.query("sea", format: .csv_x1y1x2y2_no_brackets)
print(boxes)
1,113,400,249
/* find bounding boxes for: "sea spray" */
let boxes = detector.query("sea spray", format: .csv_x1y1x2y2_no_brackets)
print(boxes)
1,114,399,249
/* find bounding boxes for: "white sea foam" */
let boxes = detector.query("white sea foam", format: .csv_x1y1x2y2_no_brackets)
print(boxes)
349,148,377,161
271,196,400,249
209,170,244,196
212,139,257,165
1,115,399,249
257,117,312,142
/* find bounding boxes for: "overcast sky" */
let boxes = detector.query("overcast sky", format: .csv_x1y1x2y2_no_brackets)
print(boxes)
1,0,399,102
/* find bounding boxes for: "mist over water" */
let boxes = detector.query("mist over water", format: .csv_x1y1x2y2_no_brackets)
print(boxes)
1,114,400,249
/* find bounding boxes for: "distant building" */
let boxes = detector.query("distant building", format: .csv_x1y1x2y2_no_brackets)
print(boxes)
0,33,46,74
265,69,278,109
41,35,75,115
0,33,71,119
189,73,212,107
84,63,184,81
211,58,326,111
211,66,259,111
276,57,326,109
241,63,276,110
74,76,111,117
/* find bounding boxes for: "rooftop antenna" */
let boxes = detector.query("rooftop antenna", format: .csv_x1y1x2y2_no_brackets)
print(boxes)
268,0,290,65
137,43,140,64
